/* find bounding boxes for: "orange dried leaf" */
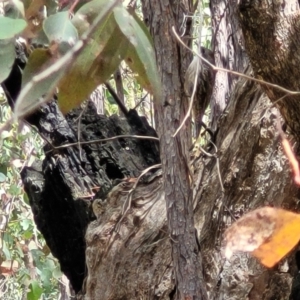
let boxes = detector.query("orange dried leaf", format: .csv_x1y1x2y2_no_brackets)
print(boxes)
224,207,300,268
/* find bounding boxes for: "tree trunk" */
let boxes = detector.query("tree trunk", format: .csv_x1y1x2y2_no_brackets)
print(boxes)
82,0,300,298
141,0,208,299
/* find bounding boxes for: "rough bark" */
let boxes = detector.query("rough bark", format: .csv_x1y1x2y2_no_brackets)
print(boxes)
195,1,300,299
141,0,208,299
238,0,300,136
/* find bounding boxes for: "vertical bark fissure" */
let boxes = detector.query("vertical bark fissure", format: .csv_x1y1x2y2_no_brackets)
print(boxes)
141,0,207,299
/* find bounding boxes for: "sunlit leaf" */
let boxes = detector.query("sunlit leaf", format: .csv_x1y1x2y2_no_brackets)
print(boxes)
8,184,22,195
23,230,33,239
21,48,54,88
0,130,13,139
43,11,78,54
2,239,11,259
14,0,119,119
0,40,15,82
58,1,127,113
0,172,6,182
113,7,161,99
0,17,27,39
27,281,43,300
20,218,31,230
14,48,58,117
52,265,62,279
224,207,300,268
71,0,111,35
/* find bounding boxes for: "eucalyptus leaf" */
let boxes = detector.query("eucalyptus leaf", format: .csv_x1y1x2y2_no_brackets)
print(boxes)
72,0,112,35
0,17,27,39
113,7,161,99
58,1,127,113
13,0,119,119
43,11,78,53
27,281,43,300
21,48,53,88
0,172,6,182
2,239,11,260
20,218,31,230
127,8,153,47
17,48,59,116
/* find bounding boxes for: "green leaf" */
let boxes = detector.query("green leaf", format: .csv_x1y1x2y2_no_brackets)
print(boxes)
0,172,6,182
30,249,44,270
0,17,27,39
27,281,43,300
127,8,153,47
2,240,11,260
0,164,8,176
22,49,52,88
14,46,67,119
0,39,17,83
72,0,113,35
23,230,33,240
40,268,52,289
8,184,22,196
52,266,62,279
13,0,120,119
43,11,78,54
23,192,30,205
113,7,161,99
20,218,31,231
58,1,128,113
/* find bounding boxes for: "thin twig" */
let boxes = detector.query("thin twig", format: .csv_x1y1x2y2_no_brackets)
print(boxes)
44,134,159,154
173,55,199,137
75,104,88,161
133,93,149,111
105,82,129,116
172,26,300,98
209,141,224,193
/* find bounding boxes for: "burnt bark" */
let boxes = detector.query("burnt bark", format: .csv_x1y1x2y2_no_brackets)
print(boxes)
2,51,160,293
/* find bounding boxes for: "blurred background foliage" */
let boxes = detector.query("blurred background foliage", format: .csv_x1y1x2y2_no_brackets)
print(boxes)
0,90,63,300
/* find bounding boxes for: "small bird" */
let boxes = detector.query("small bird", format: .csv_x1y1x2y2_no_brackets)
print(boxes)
184,47,215,138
